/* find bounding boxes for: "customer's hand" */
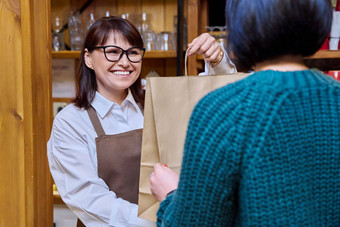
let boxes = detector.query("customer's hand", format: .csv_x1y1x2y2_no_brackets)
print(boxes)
187,33,223,65
150,163,179,202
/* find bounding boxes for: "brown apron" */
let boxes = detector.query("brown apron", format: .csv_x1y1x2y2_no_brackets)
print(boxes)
77,107,142,227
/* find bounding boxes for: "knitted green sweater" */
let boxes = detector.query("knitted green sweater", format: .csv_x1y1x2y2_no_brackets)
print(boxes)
157,70,340,226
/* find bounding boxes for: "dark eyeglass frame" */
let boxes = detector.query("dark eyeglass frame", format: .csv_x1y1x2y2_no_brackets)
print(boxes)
91,45,146,63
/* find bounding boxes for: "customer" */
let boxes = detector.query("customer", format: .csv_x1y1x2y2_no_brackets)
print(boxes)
47,16,234,226
150,0,340,226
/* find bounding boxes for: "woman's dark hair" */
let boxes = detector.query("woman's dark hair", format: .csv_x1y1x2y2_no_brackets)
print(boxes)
225,0,333,71
73,16,144,109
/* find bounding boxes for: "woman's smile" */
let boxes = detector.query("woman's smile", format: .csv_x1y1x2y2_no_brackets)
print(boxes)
111,70,132,77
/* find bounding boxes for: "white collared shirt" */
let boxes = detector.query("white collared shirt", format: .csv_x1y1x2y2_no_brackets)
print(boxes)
47,90,155,227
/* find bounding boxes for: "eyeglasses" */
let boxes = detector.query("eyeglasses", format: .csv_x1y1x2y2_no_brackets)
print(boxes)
91,45,145,63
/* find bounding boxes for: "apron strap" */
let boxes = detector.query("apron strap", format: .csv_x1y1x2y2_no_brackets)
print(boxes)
86,106,106,137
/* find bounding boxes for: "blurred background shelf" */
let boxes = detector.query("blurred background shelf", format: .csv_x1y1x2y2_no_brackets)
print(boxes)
196,50,340,71
304,50,340,70
53,184,65,205
196,50,340,61
307,50,340,59
53,194,65,205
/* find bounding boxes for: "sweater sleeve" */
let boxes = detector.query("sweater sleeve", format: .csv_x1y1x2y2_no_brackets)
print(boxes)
156,84,247,226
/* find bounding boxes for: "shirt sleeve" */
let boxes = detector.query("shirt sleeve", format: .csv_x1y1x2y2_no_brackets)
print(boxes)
156,87,244,226
199,45,237,76
47,110,155,227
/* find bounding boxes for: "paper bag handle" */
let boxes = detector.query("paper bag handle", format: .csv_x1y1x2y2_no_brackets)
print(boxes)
184,48,190,76
184,48,213,77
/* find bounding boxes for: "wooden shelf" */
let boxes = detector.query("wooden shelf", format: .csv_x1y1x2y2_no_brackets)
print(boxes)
53,189,65,205
52,51,81,59
52,50,177,59
52,97,73,103
196,50,340,61
196,50,340,71
53,195,65,205
145,50,177,58
305,50,340,59
304,50,340,71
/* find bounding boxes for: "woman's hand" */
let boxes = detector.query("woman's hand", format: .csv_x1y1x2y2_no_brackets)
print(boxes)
187,33,223,65
150,163,179,202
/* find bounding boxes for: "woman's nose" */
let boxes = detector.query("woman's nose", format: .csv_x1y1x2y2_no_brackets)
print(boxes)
117,53,130,66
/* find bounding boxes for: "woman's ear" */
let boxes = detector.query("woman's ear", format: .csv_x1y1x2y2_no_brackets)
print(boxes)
84,48,93,69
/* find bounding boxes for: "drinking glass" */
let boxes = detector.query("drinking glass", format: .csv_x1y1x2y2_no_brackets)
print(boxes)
156,32,175,50
51,15,65,51
68,13,84,51
142,31,156,51
141,13,152,32
86,12,96,31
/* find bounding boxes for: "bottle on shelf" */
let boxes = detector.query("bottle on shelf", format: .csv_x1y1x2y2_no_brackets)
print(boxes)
86,12,96,31
51,15,65,51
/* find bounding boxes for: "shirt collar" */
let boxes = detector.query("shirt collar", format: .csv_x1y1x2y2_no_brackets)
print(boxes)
91,89,140,119
124,89,141,111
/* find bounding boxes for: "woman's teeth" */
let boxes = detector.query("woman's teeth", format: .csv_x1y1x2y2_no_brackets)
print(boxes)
113,71,130,75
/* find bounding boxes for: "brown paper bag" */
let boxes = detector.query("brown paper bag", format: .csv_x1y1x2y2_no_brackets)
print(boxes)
137,72,250,222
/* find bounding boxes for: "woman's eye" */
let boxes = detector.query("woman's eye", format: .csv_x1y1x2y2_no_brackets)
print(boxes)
129,51,138,55
107,50,119,54
105,47,120,54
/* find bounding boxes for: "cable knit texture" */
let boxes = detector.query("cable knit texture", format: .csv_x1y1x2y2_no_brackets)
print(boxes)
157,70,340,226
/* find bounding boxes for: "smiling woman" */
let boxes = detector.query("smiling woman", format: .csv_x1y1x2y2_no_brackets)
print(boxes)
47,16,154,227
75,16,146,108
47,13,235,226
83,31,144,104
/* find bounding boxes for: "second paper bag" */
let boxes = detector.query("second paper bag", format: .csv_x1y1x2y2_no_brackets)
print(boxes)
138,73,249,222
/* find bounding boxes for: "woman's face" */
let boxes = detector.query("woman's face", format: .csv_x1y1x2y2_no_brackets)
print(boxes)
84,32,142,102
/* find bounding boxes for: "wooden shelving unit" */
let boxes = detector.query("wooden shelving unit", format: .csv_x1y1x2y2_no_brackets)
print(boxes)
196,50,340,60
196,50,340,71
52,51,82,59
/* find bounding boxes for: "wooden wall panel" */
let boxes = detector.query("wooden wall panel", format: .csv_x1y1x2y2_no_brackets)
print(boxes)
0,0,25,226
29,0,53,225
0,0,52,226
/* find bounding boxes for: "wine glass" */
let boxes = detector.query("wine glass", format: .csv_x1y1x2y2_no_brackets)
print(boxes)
51,15,65,51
